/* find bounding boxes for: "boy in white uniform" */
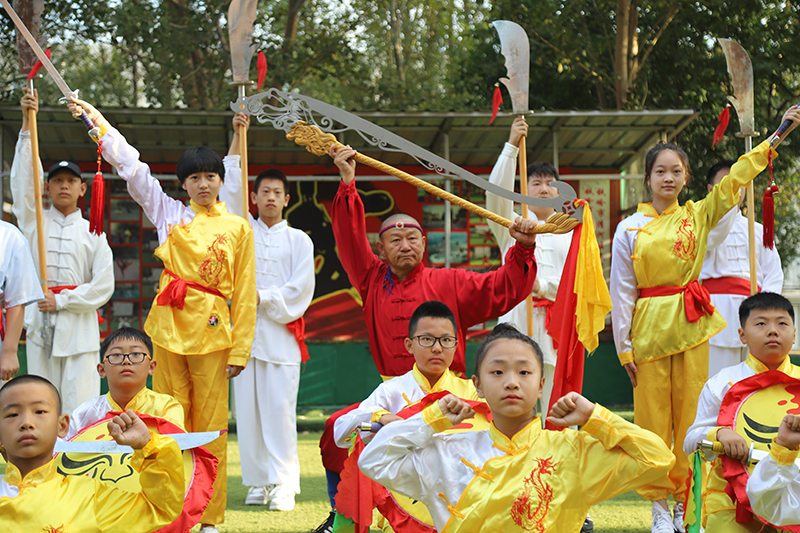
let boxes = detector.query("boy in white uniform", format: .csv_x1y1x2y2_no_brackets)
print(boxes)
485,117,572,419
747,413,800,527
221,113,315,510
10,89,114,414
684,292,798,532
0,220,44,382
700,160,783,378
333,300,480,449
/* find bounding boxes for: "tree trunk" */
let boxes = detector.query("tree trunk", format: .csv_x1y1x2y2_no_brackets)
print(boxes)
285,0,307,46
388,0,406,82
614,0,632,109
13,0,44,74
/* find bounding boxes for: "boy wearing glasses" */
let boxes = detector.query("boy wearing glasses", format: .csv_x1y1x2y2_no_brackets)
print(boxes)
333,301,481,448
66,328,184,439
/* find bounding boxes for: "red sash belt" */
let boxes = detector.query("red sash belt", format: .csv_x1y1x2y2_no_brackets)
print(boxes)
156,269,225,310
638,280,715,323
50,285,106,325
701,276,757,296
286,317,310,363
531,297,559,348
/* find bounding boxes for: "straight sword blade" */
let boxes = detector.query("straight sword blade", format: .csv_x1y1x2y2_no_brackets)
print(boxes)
1,0,75,99
54,430,225,454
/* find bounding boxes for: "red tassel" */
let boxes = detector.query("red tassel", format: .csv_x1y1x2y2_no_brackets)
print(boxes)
27,49,51,82
712,106,730,147
256,51,268,92
763,150,777,249
489,84,503,125
89,140,105,235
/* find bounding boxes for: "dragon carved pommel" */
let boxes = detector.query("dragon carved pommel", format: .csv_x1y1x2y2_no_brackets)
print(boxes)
287,121,341,156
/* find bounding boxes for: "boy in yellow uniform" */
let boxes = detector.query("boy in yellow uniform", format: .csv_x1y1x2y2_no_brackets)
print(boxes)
359,324,674,532
68,98,257,532
684,292,799,532
0,374,184,532
67,327,184,438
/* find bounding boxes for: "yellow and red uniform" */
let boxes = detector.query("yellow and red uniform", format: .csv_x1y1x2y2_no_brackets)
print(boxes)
610,140,778,502
99,127,257,524
0,433,183,532
359,402,674,532
68,387,186,438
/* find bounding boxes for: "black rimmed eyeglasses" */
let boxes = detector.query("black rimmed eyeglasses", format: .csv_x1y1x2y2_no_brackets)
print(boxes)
103,352,151,365
412,335,458,349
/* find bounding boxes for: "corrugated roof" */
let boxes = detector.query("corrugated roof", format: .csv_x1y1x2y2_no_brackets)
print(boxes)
0,106,700,174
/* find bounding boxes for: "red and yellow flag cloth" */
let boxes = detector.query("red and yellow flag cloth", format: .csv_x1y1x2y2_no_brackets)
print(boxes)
544,200,613,431
334,391,492,532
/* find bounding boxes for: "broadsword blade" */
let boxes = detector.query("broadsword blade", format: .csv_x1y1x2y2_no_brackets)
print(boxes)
719,38,755,136
1,0,75,98
492,20,530,116
54,430,225,454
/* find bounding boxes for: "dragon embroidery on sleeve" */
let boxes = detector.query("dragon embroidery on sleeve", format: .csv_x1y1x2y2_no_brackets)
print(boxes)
672,218,697,261
198,234,228,287
509,457,557,532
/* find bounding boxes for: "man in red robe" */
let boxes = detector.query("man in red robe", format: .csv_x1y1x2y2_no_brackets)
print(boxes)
312,144,538,533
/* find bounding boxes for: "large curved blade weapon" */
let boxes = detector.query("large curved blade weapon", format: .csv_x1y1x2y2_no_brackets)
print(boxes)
231,89,584,228
719,38,757,294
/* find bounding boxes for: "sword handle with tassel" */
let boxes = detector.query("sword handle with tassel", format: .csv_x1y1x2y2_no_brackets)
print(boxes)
288,122,579,235
769,103,800,147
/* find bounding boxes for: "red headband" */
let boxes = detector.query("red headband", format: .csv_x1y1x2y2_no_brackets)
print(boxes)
379,220,423,236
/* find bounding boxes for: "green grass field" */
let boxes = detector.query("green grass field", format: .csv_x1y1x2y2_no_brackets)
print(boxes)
1,428,660,532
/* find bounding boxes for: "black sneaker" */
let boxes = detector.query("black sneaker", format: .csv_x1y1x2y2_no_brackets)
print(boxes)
581,514,594,533
310,511,336,533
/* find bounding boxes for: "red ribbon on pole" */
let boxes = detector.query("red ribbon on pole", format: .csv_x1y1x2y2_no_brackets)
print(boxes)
27,48,50,81
712,106,730,147
489,83,503,125
256,51,268,91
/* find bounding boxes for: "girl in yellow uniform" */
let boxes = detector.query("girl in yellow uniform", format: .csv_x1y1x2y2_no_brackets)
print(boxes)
358,324,674,533
610,106,799,532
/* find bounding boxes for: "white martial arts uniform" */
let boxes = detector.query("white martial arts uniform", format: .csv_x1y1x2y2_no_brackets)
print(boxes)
221,155,315,494
684,354,800,530
0,221,44,381
485,142,571,415
683,355,800,456
11,131,114,414
747,443,800,527
701,209,783,378
333,365,480,448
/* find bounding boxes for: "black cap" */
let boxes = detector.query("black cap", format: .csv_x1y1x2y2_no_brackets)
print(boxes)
47,161,83,180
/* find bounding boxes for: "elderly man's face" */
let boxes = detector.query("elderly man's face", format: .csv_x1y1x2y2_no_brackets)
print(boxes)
377,226,426,273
